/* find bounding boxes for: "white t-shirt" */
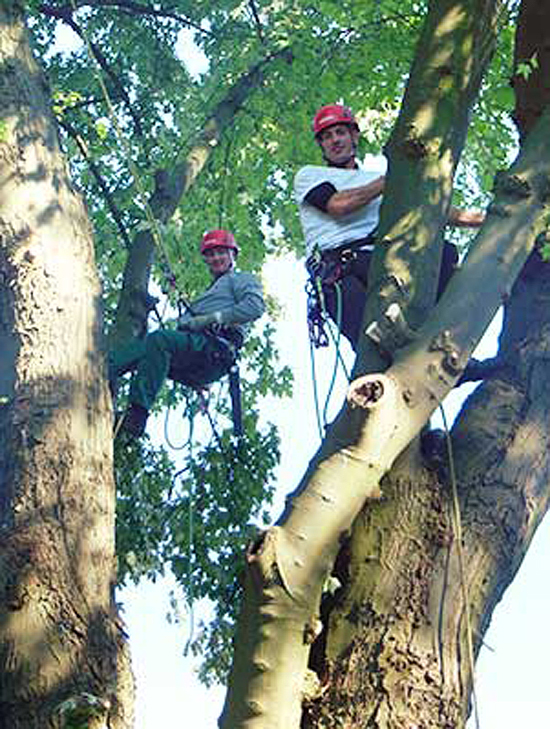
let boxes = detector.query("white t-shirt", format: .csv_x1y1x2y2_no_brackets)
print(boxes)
294,163,382,258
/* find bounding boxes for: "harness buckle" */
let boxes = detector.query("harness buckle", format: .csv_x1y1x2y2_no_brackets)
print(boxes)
339,248,356,264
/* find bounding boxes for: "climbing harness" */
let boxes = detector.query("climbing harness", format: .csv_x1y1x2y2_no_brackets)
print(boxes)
167,328,244,439
305,249,344,349
305,235,376,349
305,236,381,435
306,277,329,348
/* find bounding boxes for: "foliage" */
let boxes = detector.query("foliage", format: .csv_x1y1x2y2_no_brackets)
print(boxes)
114,369,280,578
114,435,176,582
23,0,524,685
114,405,280,686
168,420,279,601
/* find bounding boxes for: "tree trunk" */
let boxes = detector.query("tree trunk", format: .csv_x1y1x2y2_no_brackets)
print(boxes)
222,105,550,729
305,2,550,726
221,1,550,726
306,235,550,729
0,4,133,727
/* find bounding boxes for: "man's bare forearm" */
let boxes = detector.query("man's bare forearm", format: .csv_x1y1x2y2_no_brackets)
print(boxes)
326,175,385,217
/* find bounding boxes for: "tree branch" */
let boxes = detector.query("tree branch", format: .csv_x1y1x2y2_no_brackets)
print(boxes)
39,5,146,141
109,46,294,347
248,0,265,44
457,356,506,384
39,1,215,37
59,119,133,250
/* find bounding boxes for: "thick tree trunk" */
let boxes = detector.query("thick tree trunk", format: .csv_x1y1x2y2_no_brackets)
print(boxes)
0,4,133,727
222,105,550,729
308,239,550,729
305,2,550,726
221,1,550,726
362,0,502,357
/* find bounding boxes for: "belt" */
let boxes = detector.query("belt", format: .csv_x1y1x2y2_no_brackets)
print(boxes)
307,233,376,270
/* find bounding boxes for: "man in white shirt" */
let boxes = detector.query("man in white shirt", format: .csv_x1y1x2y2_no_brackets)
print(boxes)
294,104,484,351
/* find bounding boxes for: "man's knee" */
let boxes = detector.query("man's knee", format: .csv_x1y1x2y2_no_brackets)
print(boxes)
146,329,175,355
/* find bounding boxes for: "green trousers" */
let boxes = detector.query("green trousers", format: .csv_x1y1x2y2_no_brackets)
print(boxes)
109,329,233,411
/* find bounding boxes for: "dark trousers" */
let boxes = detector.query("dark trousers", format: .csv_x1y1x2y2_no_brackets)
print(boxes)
310,242,458,352
109,329,233,411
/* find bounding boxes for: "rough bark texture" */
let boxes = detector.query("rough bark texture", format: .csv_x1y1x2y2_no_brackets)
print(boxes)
365,0,502,346
305,247,550,729
302,2,550,727
222,1,550,727
512,0,550,140
0,4,133,727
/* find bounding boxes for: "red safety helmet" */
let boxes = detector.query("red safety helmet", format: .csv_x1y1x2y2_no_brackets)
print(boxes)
312,104,359,138
200,229,239,255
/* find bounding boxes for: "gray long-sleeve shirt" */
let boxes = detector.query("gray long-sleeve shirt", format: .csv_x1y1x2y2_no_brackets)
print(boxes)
179,270,265,337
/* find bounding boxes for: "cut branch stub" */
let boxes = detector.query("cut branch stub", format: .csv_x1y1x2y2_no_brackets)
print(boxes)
245,528,293,596
365,301,418,359
429,329,466,377
347,375,386,410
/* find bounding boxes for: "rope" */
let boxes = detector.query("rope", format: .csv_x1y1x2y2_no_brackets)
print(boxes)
309,332,325,440
307,275,351,440
163,385,196,451
181,456,195,656
439,405,480,729
322,280,347,426
161,399,198,656
113,412,125,439
202,389,227,453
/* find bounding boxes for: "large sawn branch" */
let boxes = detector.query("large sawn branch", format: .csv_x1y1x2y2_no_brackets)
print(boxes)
219,1,549,726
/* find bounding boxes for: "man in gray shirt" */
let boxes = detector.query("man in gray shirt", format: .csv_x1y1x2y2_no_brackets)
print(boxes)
111,229,265,438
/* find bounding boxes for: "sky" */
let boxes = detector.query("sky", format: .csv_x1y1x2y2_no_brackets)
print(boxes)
119,254,550,729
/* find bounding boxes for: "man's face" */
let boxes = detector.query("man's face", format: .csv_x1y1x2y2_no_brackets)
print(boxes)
317,123,358,168
203,246,235,277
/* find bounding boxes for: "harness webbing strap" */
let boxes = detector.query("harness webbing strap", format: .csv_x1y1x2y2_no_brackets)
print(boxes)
228,365,243,438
